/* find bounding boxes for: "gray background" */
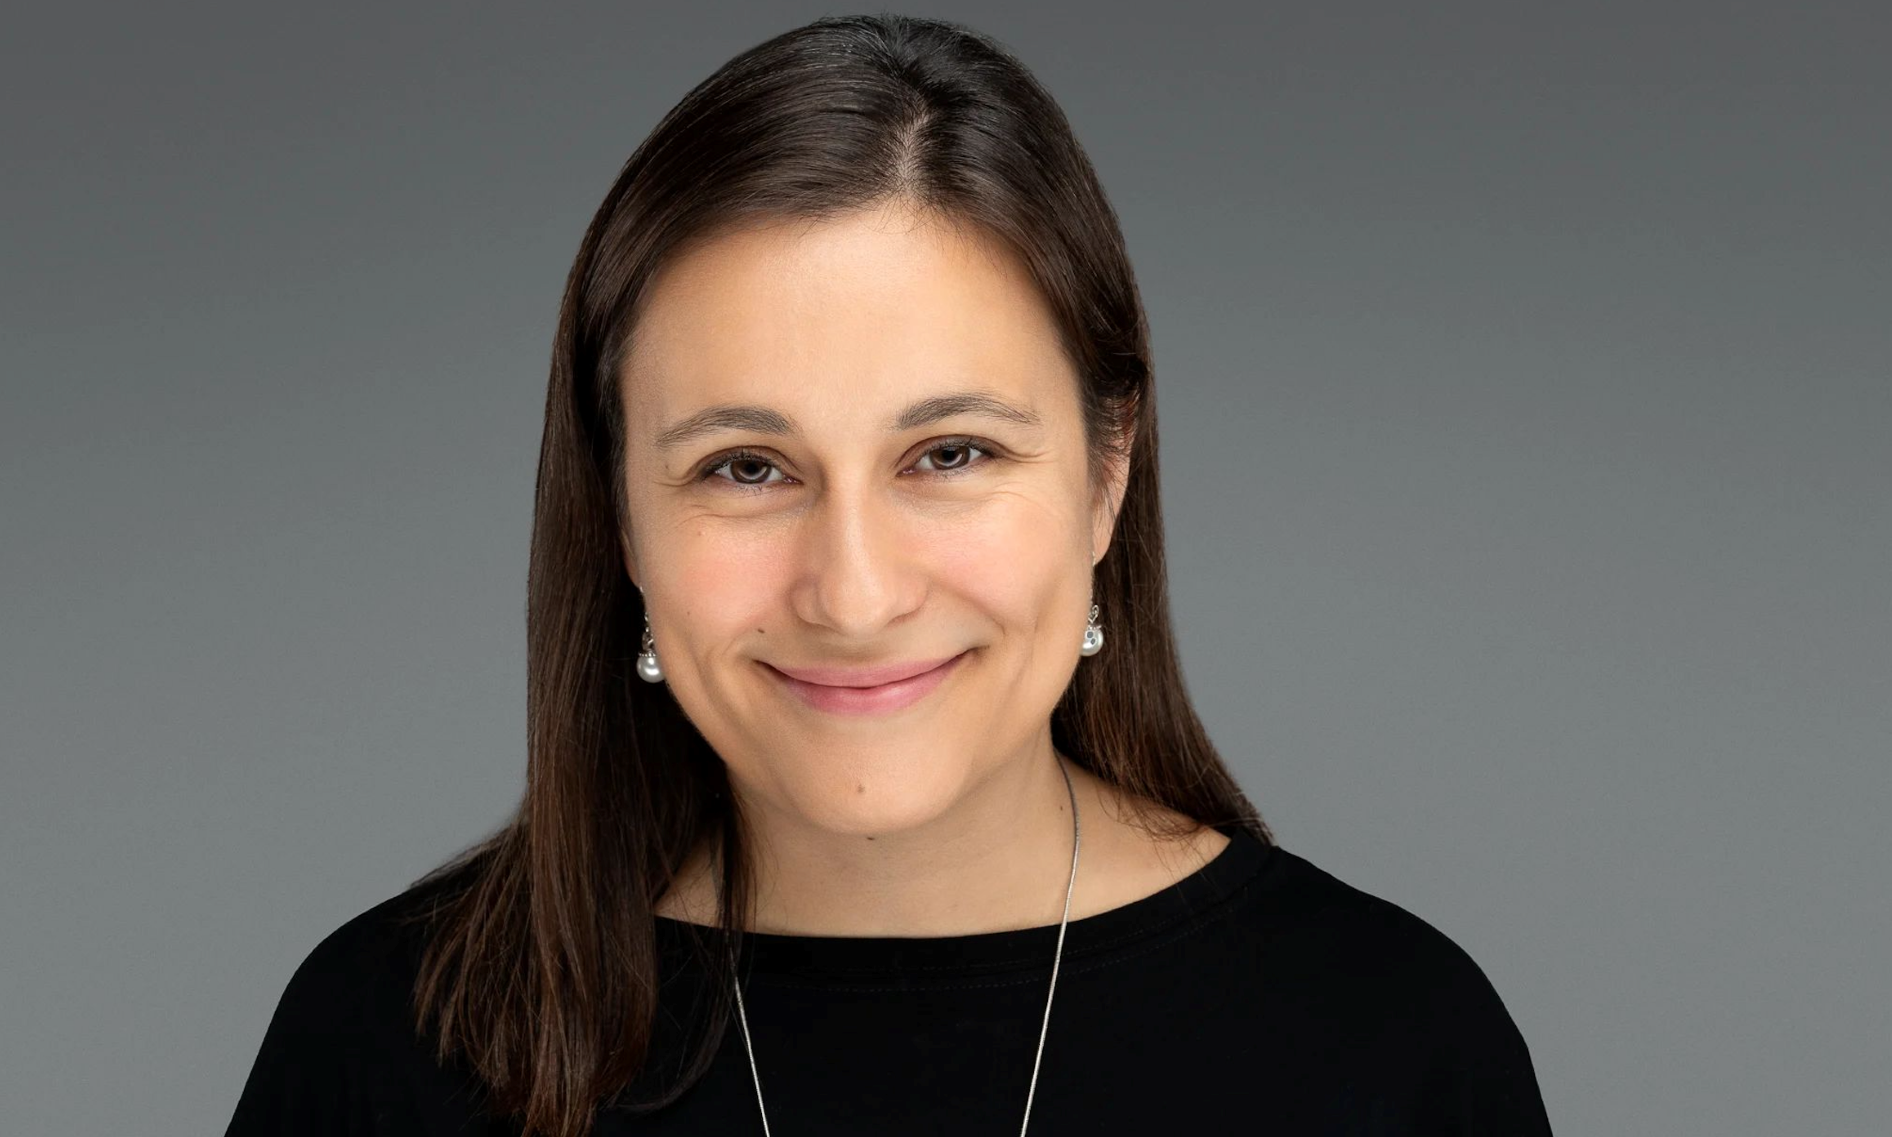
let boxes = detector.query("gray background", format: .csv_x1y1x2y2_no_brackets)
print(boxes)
4,2,1886,1133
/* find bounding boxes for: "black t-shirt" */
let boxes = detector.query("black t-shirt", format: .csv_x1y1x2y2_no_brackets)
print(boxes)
224,824,1552,1134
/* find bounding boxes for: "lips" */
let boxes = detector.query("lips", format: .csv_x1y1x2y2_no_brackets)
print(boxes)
764,651,969,715
768,655,963,688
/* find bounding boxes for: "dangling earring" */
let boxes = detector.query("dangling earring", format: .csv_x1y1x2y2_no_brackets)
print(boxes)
1079,599,1105,656
637,610,665,683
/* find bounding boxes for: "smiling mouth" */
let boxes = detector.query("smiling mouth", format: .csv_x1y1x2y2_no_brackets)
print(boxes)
763,650,970,715
767,654,964,688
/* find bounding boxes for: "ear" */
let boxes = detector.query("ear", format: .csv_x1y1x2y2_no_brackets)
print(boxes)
618,526,642,592
1089,428,1133,566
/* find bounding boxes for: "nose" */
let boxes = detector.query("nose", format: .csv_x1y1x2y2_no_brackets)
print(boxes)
791,475,926,640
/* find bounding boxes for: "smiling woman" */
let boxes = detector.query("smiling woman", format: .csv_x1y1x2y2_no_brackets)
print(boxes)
613,201,1136,871
224,12,1550,1137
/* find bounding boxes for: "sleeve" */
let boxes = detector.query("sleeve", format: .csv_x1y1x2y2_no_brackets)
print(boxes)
1412,937,1554,1135
223,918,387,1136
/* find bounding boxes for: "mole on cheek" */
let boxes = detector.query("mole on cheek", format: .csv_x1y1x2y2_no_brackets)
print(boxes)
856,783,866,794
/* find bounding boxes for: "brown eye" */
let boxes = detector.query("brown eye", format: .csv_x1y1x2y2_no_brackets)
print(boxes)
727,457,773,484
913,439,992,475
697,449,785,490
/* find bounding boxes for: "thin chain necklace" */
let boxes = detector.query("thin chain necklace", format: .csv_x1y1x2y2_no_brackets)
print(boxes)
725,757,1083,1136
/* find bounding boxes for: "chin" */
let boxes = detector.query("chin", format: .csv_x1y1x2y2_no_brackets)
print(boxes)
768,753,971,838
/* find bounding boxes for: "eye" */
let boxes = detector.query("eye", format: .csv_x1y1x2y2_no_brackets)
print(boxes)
693,437,998,493
696,448,784,490
910,437,992,475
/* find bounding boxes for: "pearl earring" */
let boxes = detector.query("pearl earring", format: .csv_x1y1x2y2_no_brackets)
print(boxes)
1080,599,1105,656
636,610,665,683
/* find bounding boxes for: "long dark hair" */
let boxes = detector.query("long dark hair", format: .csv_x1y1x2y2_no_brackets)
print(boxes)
403,13,1272,1136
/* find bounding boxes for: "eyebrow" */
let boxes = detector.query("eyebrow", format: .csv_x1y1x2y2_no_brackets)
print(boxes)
652,390,1044,453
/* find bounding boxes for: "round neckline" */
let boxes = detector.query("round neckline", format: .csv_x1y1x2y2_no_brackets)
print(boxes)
655,822,1271,980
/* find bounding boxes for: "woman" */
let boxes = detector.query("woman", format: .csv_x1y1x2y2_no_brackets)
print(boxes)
226,13,1550,1136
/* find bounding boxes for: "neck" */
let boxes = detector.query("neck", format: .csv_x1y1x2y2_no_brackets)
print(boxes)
747,735,1084,938
662,738,1128,938
657,739,1233,939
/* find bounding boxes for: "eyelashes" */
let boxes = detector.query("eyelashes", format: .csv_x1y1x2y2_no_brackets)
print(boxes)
693,436,999,494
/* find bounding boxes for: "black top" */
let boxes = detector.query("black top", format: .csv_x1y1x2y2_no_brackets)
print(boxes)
225,824,1552,1134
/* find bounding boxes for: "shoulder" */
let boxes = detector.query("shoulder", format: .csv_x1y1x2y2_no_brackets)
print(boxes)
225,872,473,1134
225,869,484,1131
1246,843,1511,1001
1218,840,1542,1067
271,874,456,1039
1241,843,1551,1129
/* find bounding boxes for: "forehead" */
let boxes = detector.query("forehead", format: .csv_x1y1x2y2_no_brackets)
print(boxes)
622,206,1074,420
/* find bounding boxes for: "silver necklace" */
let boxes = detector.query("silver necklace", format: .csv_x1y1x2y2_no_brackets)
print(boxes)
726,757,1083,1136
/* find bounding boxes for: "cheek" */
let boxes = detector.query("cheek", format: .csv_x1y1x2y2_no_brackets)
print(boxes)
649,525,787,642
929,496,1083,630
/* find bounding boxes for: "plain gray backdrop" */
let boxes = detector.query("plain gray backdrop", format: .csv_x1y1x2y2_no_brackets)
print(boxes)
4,2,1887,1133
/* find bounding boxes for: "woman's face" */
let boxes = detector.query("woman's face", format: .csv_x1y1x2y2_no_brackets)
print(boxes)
618,201,1127,837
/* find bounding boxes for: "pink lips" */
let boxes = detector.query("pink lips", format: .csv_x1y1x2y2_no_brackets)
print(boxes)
766,652,969,715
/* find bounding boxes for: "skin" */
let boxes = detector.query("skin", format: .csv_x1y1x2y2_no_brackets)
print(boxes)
618,198,1228,937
